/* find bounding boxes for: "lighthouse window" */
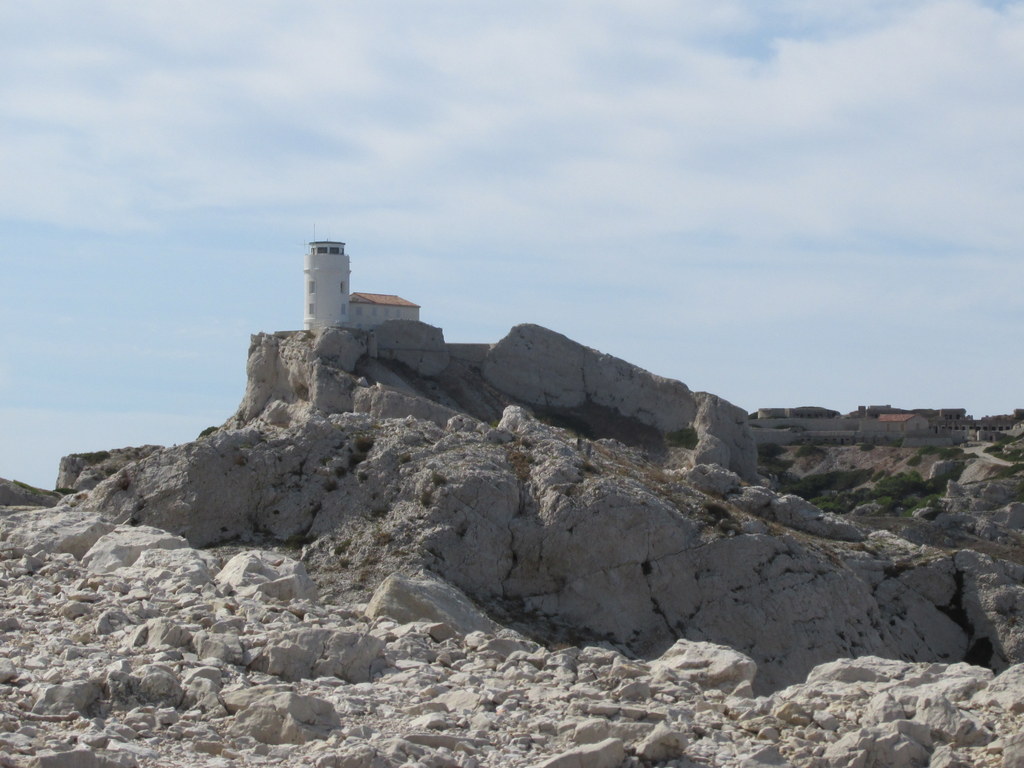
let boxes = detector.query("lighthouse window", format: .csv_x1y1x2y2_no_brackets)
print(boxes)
329,247,340,254
308,303,314,315
316,246,328,254
309,281,315,294
340,282,345,293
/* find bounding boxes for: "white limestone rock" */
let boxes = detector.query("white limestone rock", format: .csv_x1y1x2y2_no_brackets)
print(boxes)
56,445,162,493
533,738,626,768
233,329,361,426
482,324,757,479
822,720,932,768
764,494,866,542
650,639,757,696
216,551,319,602
681,464,742,496
82,526,189,573
248,627,383,683
973,664,1024,713
365,572,497,635
119,546,217,588
635,722,689,762
224,686,340,745
354,384,461,427
0,507,115,558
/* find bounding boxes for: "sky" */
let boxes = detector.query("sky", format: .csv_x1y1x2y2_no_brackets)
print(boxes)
3,0,1024,489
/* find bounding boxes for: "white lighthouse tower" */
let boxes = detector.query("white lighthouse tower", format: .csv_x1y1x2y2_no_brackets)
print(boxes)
303,241,351,330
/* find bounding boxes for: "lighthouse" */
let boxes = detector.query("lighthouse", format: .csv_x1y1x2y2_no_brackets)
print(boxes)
303,241,351,330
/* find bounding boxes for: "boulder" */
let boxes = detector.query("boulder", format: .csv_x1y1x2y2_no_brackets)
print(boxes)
821,721,932,768
224,687,340,744
366,572,497,635
763,494,866,542
248,627,383,683
0,507,115,558
217,551,319,602
82,526,189,573
973,664,1024,713
649,639,758,696
635,723,688,762
32,680,102,716
680,464,742,496
533,738,626,768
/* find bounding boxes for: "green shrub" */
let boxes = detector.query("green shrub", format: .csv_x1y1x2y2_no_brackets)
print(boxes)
758,443,793,474
78,450,112,463
795,444,825,459
666,428,700,450
198,426,218,438
782,469,873,500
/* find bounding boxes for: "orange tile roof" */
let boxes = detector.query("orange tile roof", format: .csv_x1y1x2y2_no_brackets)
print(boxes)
349,292,420,308
877,414,917,422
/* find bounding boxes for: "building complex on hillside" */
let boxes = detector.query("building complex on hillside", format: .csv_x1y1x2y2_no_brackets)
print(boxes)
303,241,420,331
750,405,1024,446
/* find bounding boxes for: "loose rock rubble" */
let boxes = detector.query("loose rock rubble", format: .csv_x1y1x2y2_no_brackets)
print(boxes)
1,509,1023,767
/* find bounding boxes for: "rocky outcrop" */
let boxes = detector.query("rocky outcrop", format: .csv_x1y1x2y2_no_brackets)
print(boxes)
373,319,450,376
67,403,1024,692
482,324,757,479
0,508,1021,767
232,328,365,426
228,322,758,480
0,478,61,507
56,445,162,492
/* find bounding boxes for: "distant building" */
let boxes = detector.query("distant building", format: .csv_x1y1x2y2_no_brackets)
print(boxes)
861,413,930,436
749,403,1023,446
303,241,419,331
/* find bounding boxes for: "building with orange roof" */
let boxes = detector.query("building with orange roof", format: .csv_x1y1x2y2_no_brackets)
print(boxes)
303,241,420,331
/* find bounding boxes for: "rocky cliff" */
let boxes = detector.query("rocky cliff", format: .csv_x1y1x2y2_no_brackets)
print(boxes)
229,322,758,481
6,321,1024,765
40,322,1022,697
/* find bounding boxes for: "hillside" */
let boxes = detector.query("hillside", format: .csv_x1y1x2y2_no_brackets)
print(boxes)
3,321,1024,766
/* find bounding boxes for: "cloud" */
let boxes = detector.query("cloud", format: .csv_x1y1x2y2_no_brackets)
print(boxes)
4,0,1024,255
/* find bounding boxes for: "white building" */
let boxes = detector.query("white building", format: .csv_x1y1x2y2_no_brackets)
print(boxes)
304,241,351,330
348,292,420,330
303,241,420,331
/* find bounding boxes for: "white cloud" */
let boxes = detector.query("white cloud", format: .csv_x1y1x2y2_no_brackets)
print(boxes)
4,0,1024,252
